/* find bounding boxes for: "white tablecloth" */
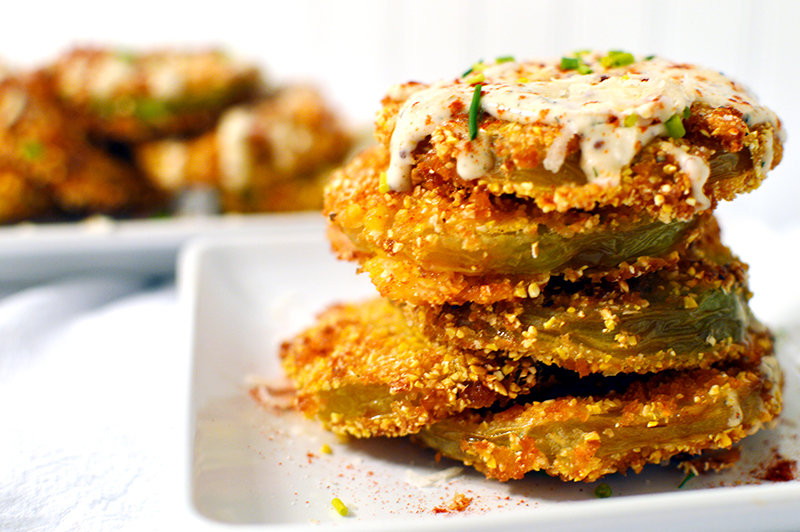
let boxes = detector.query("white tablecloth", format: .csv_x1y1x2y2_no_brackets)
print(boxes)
0,276,184,531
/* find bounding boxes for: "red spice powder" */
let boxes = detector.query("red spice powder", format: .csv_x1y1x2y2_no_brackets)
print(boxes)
760,457,797,482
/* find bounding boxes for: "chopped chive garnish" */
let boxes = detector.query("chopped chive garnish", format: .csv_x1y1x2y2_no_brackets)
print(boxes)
468,83,482,141
135,98,169,121
115,49,137,64
600,50,635,68
624,114,638,127
331,497,348,516
594,483,612,498
496,55,515,63
678,471,696,488
577,64,593,75
644,54,656,61
664,113,686,138
465,73,485,85
561,56,580,70
21,140,44,161
462,60,486,78
683,106,691,119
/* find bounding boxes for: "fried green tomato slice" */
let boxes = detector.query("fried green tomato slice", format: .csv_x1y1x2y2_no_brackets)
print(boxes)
326,144,721,305
276,297,540,438
414,355,782,482
135,84,352,212
0,71,165,220
376,53,783,221
403,250,771,376
50,47,262,142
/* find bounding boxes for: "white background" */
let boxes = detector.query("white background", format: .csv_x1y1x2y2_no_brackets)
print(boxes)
1,0,798,227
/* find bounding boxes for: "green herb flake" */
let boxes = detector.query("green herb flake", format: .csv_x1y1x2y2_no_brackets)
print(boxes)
577,63,594,75
114,49,137,64
561,56,580,71
644,54,656,61
462,60,485,78
664,113,686,138
21,140,44,161
678,471,696,489
624,114,638,127
465,73,485,85
600,50,635,68
135,98,169,121
683,106,692,119
468,83,483,141
496,55,515,64
594,482,612,498
331,497,348,516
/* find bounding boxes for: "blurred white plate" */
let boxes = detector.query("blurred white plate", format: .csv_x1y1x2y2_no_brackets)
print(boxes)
178,223,800,532
0,212,323,284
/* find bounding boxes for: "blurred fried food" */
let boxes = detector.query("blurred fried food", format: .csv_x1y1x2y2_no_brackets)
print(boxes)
50,47,262,142
0,46,355,225
136,85,352,212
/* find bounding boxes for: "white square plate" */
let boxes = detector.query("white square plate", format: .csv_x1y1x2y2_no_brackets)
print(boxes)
0,212,322,284
179,218,800,532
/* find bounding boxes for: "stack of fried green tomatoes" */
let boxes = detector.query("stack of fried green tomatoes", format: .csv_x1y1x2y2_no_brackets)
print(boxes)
274,51,786,482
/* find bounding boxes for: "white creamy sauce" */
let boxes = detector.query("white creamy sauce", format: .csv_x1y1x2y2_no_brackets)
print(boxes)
660,143,711,209
385,53,783,197
760,132,774,179
146,64,186,99
216,107,255,191
89,57,136,98
386,84,470,191
152,140,188,190
0,88,27,128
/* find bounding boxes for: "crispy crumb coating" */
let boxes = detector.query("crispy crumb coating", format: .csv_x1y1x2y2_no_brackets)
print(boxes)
135,84,352,212
50,46,262,142
0,71,165,220
0,167,52,223
375,55,782,219
326,145,724,304
277,297,540,437
415,355,782,482
275,51,785,484
403,248,771,376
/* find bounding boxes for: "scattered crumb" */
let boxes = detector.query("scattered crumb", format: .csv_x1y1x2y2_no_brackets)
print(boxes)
678,447,742,476
248,376,296,410
755,453,797,482
433,493,473,514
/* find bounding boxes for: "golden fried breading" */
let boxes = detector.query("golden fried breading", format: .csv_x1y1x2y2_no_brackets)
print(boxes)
376,53,783,220
0,167,52,223
326,145,724,304
415,355,782,482
276,298,539,438
136,84,352,212
403,249,771,376
0,71,164,219
50,46,262,142
50,145,165,217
